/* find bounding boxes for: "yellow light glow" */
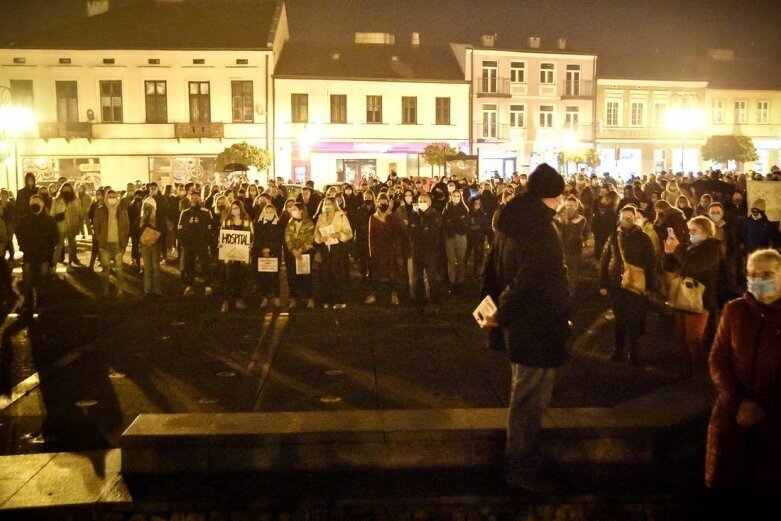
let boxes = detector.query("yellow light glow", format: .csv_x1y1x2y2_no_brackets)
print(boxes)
666,107,705,133
0,106,36,134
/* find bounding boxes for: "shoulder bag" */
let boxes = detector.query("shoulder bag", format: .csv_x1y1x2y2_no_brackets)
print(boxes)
617,235,646,295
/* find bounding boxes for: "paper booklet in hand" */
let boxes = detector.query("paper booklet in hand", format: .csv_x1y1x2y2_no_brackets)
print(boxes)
473,295,498,326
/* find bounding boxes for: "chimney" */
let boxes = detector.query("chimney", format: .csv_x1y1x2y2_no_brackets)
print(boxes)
528,36,541,49
86,0,109,17
557,38,567,50
411,32,420,47
480,35,495,48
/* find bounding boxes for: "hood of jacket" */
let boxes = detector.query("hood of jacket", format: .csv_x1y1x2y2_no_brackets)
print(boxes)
495,191,555,238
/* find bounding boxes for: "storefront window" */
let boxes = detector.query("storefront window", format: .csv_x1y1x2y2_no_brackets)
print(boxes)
336,159,376,185
22,157,101,190
148,156,216,186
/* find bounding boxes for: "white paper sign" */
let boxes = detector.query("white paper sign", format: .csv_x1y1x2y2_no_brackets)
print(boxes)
258,257,279,272
473,295,498,327
295,253,311,275
321,225,335,236
218,230,251,263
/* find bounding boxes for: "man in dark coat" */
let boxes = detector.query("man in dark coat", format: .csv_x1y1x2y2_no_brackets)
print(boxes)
481,163,571,490
15,172,37,220
16,194,59,313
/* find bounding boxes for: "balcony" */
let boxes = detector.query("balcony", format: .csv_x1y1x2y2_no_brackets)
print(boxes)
560,80,594,98
174,122,224,140
476,77,511,98
474,123,509,142
39,122,92,141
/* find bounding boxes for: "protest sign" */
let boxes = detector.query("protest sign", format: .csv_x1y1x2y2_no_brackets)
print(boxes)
258,257,279,272
295,253,311,275
218,230,251,263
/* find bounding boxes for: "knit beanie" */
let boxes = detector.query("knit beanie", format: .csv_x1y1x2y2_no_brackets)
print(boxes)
527,163,565,199
751,199,766,212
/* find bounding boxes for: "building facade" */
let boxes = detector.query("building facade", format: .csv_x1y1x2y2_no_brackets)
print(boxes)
273,40,470,186
451,40,597,178
595,79,708,177
0,0,288,192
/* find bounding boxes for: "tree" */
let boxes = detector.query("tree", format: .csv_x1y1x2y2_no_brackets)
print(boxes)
701,135,758,165
423,142,457,167
557,148,600,172
215,142,271,173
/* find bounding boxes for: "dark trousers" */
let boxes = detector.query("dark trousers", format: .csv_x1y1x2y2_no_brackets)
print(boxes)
319,244,347,304
223,261,246,299
182,243,211,286
0,257,13,303
130,233,141,264
466,234,486,278
412,254,439,304
22,262,50,309
287,250,312,299
256,258,280,297
609,285,648,354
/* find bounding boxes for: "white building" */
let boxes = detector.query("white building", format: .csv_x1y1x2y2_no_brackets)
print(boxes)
273,36,470,186
451,37,597,178
0,0,288,192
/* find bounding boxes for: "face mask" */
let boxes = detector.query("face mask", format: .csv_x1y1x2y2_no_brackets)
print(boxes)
231,208,241,217
404,196,413,204
30,203,42,214
364,200,374,207
264,212,275,221
619,217,635,229
178,191,186,197
323,206,334,213
291,210,302,220
689,233,703,245
709,213,723,222
752,212,762,220
452,197,461,204
192,201,201,209
378,203,389,212
107,197,118,205
418,202,430,212
447,185,455,193
345,189,353,195
747,277,778,302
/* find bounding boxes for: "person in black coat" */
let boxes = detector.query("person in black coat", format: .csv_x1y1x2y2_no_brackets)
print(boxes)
466,197,491,279
16,195,59,313
15,172,37,221
599,206,657,365
481,163,571,490
253,204,284,308
441,190,469,293
177,190,213,296
408,192,442,306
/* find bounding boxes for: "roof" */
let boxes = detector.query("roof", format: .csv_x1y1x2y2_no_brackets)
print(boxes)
704,58,781,90
1,0,283,50
274,42,466,82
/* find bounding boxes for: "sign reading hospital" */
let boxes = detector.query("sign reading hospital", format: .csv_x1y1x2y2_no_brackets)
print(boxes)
218,230,251,263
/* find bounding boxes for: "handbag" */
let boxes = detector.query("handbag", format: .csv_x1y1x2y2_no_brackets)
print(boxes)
140,226,161,246
617,235,645,295
667,276,705,314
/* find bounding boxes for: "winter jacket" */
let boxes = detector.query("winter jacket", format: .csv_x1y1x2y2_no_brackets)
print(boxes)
15,175,37,218
284,217,315,253
467,209,491,243
92,201,131,249
51,196,83,236
408,208,441,259
352,202,375,245
177,206,213,248
16,212,59,263
441,204,469,238
599,225,657,291
555,215,587,262
741,214,778,253
368,211,404,278
663,237,722,311
706,294,781,498
654,207,689,244
314,210,353,248
253,218,283,258
482,192,571,367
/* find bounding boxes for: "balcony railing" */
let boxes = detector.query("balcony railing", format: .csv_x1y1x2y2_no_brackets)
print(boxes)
561,80,594,98
174,122,224,139
476,77,511,97
39,122,92,141
474,123,509,141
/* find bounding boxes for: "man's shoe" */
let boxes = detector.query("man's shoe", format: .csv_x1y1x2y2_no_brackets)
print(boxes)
363,294,376,305
260,297,269,308
183,286,195,296
235,299,247,310
204,286,213,296
390,291,399,306
323,303,331,310
306,299,315,309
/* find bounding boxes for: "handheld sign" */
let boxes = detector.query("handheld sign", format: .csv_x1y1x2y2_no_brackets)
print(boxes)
218,230,251,263
473,295,498,327
295,253,311,275
258,257,279,272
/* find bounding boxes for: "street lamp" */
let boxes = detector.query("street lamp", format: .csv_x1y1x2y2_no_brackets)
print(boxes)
0,87,37,190
666,101,705,172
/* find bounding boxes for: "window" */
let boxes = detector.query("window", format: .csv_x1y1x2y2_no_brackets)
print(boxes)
653,102,667,127
539,105,554,128
605,100,619,126
734,100,747,124
565,65,581,95
330,94,347,123
401,96,417,124
630,101,644,127
291,93,308,123
711,100,724,123
366,95,382,123
481,60,498,93
99,80,122,123
144,80,167,123
10,79,33,109
188,81,211,123
435,97,450,125
757,101,769,124
482,104,497,138
540,63,555,84
55,81,78,123
565,106,579,129
510,104,525,128
231,81,254,123
510,62,525,83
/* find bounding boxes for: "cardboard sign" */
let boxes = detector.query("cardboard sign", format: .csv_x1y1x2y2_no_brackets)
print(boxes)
218,230,251,263
295,253,311,275
258,257,279,273
473,295,498,327
747,180,781,221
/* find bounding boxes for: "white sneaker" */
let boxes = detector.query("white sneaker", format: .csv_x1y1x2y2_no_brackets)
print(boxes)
288,298,297,309
260,298,269,308
333,303,347,310
391,292,399,306
363,294,376,304
183,286,195,296
204,286,213,296
306,299,315,309
235,299,247,310
323,303,331,310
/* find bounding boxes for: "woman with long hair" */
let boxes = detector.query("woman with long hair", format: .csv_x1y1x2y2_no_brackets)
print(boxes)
364,193,404,305
314,196,353,309
441,188,469,294
253,203,283,308
219,201,252,313
284,202,315,309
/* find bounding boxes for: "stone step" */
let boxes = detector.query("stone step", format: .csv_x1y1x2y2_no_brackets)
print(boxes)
120,376,714,475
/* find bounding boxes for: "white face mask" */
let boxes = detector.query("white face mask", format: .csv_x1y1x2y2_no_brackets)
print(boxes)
291,210,302,220
264,212,275,221
418,202,430,212
405,196,413,204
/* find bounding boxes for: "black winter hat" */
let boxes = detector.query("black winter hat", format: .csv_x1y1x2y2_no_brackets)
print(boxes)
527,163,565,199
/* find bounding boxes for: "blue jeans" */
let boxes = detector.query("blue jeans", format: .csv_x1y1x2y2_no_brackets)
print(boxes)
506,364,556,484
140,243,161,295
99,242,125,294
22,262,50,309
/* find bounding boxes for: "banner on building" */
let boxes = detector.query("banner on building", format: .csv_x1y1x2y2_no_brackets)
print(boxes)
218,230,251,263
747,180,781,222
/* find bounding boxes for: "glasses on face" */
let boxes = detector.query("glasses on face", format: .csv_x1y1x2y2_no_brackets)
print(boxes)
751,209,761,214
747,271,776,280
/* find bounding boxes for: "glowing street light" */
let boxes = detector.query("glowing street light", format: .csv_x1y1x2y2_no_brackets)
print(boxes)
0,89,37,190
666,101,705,172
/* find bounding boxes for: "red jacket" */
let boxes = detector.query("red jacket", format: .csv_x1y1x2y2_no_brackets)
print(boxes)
706,294,781,497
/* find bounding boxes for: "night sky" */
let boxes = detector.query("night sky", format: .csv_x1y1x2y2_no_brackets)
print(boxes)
1,0,780,57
